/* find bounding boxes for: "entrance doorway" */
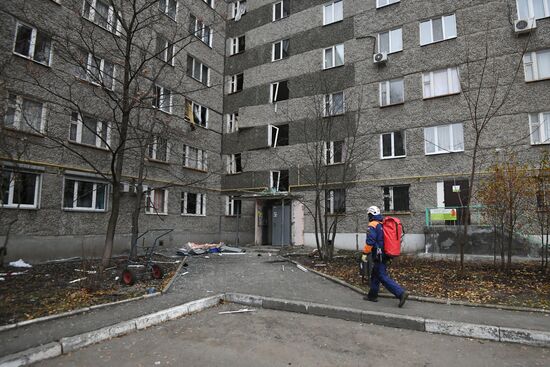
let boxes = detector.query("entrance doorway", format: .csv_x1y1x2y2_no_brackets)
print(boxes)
257,199,291,246
443,179,470,225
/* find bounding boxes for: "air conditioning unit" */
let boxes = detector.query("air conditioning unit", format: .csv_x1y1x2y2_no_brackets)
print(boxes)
514,18,536,34
373,52,388,64
120,182,136,193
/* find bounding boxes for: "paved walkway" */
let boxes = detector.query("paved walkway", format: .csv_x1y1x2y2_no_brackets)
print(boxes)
2,251,550,357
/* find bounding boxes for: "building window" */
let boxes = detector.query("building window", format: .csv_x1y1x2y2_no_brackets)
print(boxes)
189,15,213,47
159,0,178,20
63,177,107,211
376,0,400,8
420,14,457,46
227,153,242,174
74,51,116,90
230,35,245,55
270,170,289,191
524,49,550,82
203,0,215,9
273,0,290,21
517,0,550,20
324,140,344,164
82,0,121,33
272,39,289,61
231,0,247,20
156,34,174,65
323,1,343,25
145,188,168,215
226,112,239,132
4,94,46,133
424,123,464,155
186,56,210,86
229,73,244,93
152,85,172,113
185,99,208,127
383,185,409,212
422,67,460,99
13,21,52,66
529,111,550,145
183,145,208,170
1,170,40,209
147,136,170,162
225,196,242,216
181,192,206,216
380,131,405,159
69,112,110,148
268,124,289,147
325,189,346,214
378,28,402,54
270,81,289,103
324,92,344,116
323,44,344,69
379,79,404,106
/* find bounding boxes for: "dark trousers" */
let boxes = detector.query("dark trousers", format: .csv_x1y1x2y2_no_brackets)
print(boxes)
368,261,404,299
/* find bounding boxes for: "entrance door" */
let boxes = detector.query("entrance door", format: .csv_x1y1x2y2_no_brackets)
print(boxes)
272,203,291,246
443,180,470,224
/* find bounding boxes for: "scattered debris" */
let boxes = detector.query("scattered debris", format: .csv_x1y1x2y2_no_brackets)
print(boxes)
115,276,120,281
0,271,29,276
309,248,319,258
218,308,256,315
68,277,87,284
176,242,245,256
180,271,189,276
74,269,97,274
204,256,210,259
104,266,117,271
9,259,32,268
314,263,327,267
45,257,80,263
296,264,308,272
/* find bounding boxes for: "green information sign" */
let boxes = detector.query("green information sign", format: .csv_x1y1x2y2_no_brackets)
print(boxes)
430,208,457,221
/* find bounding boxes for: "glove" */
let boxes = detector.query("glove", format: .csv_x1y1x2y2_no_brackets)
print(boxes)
361,254,368,262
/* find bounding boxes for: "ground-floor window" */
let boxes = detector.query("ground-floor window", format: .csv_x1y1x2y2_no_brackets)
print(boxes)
181,192,206,216
383,185,410,212
145,188,168,215
63,177,107,211
1,170,40,209
325,188,346,214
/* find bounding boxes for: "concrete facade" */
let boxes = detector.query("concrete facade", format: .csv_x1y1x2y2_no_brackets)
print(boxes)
1,0,549,260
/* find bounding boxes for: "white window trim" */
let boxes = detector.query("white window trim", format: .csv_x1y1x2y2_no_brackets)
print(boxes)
69,112,111,148
5,94,47,133
377,28,403,54
323,44,344,69
12,21,53,66
186,99,209,127
272,39,288,62
225,196,241,216
529,111,550,145
272,1,288,22
524,49,550,82
323,141,344,165
226,112,239,132
144,188,169,215
1,171,41,209
419,14,457,46
270,82,279,103
231,1,247,19
63,177,108,212
229,74,242,93
422,67,461,99
516,0,550,20
379,79,404,106
81,53,117,90
323,1,343,26
226,154,241,174
380,131,406,159
376,0,400,9
159,0,178,20
324,92,345,116
270,170,281,191
268,125,280,148
183,145,208,170
148,136,170,162
154,85,173,114
203,0,215,9
230,36,245,55
326,189,345,214
181,192,206,216
82,0,121,34
424,123,464,155
158,36,175,66
189,57,210,86
383,185,409,212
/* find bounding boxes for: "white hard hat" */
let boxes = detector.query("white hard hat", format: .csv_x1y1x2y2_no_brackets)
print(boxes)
367,206,380,216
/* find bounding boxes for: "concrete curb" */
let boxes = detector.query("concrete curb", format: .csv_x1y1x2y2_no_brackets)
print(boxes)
0,295,223,367
286,259,550,314
225,292,550,348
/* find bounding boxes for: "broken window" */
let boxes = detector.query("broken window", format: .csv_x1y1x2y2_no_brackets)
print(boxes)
268,124,289,147
229,73,244,93
185,99,208,127
227,153,242,174
226,112,239,133
181,192,206,215
383,185,410,212
270,81,289,103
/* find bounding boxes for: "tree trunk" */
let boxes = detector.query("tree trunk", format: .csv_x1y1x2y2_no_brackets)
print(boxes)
102,186,121,269
129,188,143,260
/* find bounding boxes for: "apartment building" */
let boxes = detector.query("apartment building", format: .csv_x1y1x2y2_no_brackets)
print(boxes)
1,0,549,261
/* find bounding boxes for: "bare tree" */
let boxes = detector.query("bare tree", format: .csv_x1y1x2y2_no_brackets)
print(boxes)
535,149,550,271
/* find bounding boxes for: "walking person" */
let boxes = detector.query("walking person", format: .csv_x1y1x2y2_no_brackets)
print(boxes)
363,206,408,307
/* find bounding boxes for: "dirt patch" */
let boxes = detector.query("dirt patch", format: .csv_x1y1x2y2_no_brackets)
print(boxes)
0,256,182,325
289,253,550,310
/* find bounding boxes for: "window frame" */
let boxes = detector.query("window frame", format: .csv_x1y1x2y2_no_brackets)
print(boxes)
376,0,400,9
231,0,247,19
187,56,210,86
1,170,41,209
419,14,457,46
181,192,206,216
225,196,242,216
325,188,346,214
516,0,550,20
270,81,289,103
203,0,215,9
190,15,213,47
230,35,246,55
226,112,239,133
185,99,209,128
153,85,173,114
147,135,170,162
78,52,117,90
273,0,290,21
324,91,345,116
183,144,208,170
4,94,47,133
424,123,464,155
323,0,343,26
380,131,406,159
422,67,461,99
272,39,289,61
12,21,52,66
144,187,168,215
323,44,345,69
69,111,110,149
158,0,178,20
377,27,403,54
523,49,550,82
229,73,244,93
379,78,405,107
227,153,242,174
383,185,410,212
529,111,550,145
324,140,345,165
157,34,175,66
82,0,122,34
63,176,108,212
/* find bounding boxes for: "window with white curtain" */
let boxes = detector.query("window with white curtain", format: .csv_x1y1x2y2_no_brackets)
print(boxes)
152,85,172,113
378,28,402,54
529,111,550,145
4,94,46,133
323,44,344,69
181,192,206,216
380,79,404,106
419,14,457,46
185,99,208,127
323,1,343,25
325,189,346,214
422,67,460,98
516,0,550,20
424,123,464,155
523,49,550,82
